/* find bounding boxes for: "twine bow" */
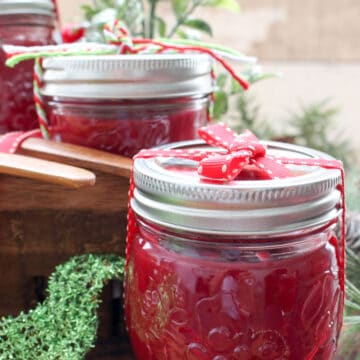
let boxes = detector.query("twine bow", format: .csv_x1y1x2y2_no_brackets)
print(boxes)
3,20,255,142
103,20,251,90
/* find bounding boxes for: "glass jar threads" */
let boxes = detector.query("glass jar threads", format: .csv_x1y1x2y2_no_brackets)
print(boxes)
125,138,344,359
0,0,55,133
41,54,213,157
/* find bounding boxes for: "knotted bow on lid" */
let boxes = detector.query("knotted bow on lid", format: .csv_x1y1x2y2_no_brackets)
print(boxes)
102,20,252,90
197,125,292,181
135,122,342,182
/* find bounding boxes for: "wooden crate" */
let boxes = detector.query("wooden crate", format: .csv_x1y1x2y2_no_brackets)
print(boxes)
0,150,135,358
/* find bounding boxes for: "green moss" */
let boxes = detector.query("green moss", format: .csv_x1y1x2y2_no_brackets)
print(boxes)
0,254,125,360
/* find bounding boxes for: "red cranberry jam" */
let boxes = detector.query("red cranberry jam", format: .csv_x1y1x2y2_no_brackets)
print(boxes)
125,140,344,360
41,54,213,157
0,1,55,133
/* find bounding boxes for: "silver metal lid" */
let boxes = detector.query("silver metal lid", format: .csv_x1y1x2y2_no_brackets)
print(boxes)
41,54,213,99
132,140,342,236
0,0,55,16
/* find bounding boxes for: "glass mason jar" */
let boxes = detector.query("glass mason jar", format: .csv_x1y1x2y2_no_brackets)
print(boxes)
125,140,344,360
41,54,213,157
0,0,55,133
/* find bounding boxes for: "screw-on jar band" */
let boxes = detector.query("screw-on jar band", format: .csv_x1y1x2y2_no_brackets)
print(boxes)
0,0,55,16
41,54,214,99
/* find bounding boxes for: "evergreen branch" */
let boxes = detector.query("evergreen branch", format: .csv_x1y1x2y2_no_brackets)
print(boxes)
344,316,360,326
346,300,360,312
346,247,360,287
339,249,360,358
342,250,360,339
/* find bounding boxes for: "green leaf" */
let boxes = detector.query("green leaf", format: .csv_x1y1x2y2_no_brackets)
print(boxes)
103,0,116,7
231,77,243,94
80,5,98,20
204,0,240,12
91,8,117,25
213,90,228,120
171,0,189,18
176,28,202,40
241,66,280,85
176,29,190,39
182,18,213,36
216,73,227,89
155,17,167,37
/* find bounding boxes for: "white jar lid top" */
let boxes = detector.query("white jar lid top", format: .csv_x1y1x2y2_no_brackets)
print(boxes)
42,54,214,99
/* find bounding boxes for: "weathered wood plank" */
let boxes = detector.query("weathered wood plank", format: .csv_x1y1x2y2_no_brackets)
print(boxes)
87,340,135,359
0,172,129,211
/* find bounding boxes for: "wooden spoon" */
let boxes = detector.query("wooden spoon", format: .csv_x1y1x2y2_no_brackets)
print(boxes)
18,138,133,178
0,152,96,188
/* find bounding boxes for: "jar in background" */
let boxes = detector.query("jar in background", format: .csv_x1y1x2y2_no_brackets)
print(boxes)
0,0,55,133
42,54,213,157
125,140,344,360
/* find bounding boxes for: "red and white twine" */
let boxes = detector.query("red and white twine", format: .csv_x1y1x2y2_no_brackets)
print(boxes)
21,20,250,140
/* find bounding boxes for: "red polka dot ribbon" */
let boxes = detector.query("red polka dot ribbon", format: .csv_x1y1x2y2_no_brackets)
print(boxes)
135,122,343,182
0,130,42,154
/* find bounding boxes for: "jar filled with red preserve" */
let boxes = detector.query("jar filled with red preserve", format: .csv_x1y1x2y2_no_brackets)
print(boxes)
125,137,344,359
0,0,55,133
41,54,213,157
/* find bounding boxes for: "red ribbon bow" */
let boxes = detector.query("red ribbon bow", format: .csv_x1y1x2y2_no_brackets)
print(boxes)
136,122,342,182
197,125,291,181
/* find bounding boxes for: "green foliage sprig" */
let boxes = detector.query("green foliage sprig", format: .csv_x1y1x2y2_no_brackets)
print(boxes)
227,96,353,170
0,255,125,360
213,66,278,139
81,0,240,42
80,0,278,133
287,100,353,169
339,248,360,359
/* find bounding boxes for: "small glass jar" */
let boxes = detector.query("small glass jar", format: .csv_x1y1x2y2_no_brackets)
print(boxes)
0,0,55,133
125,140,344,359
42,54,213,157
